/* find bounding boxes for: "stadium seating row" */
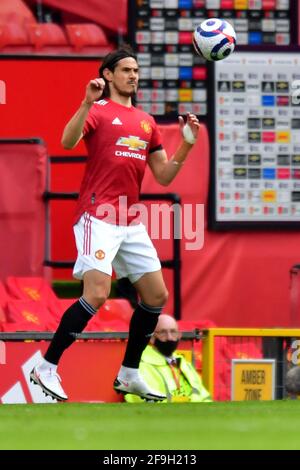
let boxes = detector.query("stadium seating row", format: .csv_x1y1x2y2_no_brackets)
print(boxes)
0,276,213,389
0,276,212,370
0,277,133,332
0,22,112,54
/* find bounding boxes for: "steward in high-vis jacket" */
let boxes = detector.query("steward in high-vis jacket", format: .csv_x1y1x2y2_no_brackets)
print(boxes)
124,344,212,403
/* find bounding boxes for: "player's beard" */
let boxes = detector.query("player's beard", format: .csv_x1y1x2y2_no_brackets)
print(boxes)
114,83,137,98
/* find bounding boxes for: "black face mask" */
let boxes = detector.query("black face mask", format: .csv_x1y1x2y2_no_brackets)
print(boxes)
154,338,179,357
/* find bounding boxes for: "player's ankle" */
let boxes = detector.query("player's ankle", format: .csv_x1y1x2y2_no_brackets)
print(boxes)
37,359,58,373
118,365,139,381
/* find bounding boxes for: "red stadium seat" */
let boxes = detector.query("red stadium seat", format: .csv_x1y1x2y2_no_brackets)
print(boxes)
64,23,111,54
26,23,71,53
5,276,63,323
4,277,132,332
0,320,46,332
0,307,6,323
6,276,57,302
0,281,9,322
57,298,77,313
5,299,56,330
0,22,32,52
84,298,133,331
98,299,133,324
75,299,132,331
0,0,37,26
0,281,9,308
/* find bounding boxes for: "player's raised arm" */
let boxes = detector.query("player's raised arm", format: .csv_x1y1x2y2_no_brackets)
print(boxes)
61,78,105,149
148,113,200,186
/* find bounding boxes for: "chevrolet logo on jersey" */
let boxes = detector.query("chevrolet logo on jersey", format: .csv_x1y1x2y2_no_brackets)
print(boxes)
116,136,148,151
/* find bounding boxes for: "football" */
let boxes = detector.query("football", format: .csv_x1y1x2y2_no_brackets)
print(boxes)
193,18,236,61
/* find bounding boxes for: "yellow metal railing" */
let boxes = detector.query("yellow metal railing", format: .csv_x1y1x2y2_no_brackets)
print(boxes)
202,328,300,399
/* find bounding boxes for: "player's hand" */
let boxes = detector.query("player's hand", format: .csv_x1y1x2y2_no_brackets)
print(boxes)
84,78,105,105
178,113,200,144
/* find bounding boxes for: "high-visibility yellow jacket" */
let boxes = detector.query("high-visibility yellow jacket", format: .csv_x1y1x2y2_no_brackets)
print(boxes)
124,345,212,403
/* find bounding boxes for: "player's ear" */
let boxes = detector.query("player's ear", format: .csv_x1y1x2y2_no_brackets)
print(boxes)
102,68,113,82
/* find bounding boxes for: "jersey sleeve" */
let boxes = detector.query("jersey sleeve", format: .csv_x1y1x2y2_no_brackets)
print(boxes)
83,104,100,136
149,118,163,154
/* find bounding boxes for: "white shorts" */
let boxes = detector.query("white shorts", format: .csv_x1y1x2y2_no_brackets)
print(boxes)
73,212,161,283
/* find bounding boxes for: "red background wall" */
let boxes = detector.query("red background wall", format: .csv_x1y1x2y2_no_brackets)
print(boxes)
0,58,98,279
1,58,300,327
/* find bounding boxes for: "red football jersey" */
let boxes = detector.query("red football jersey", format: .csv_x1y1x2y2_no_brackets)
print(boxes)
75,98,163,225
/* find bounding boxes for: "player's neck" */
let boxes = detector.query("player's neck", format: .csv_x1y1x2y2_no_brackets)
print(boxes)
109,91,132,108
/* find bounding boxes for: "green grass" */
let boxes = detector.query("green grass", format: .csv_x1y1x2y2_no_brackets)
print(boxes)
0,401,300,450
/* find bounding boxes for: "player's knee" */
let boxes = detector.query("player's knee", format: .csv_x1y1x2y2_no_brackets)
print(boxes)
93,290,109,308
161,289,169,305
85,287,109,309
152,289,169,307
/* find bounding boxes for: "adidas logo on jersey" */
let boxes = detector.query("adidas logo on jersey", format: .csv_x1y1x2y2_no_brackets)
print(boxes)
95,99,108,106
112,117,123,125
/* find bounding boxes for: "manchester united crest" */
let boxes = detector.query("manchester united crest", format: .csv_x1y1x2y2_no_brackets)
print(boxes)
95,249,105,260
140,120,151,134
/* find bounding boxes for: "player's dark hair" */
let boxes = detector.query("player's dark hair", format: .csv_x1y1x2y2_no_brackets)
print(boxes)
99,44,137,98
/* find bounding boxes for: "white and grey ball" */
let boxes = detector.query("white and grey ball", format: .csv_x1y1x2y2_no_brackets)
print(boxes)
193,18,236,61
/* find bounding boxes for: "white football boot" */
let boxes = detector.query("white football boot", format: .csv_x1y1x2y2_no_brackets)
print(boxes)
30,366,68,401
114,375,166,402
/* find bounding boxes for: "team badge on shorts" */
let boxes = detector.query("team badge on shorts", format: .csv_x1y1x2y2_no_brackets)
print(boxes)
95,249,105,260
140,120,151,134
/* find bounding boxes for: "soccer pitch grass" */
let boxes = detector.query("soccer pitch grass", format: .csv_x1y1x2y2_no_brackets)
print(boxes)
0,401,300,450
